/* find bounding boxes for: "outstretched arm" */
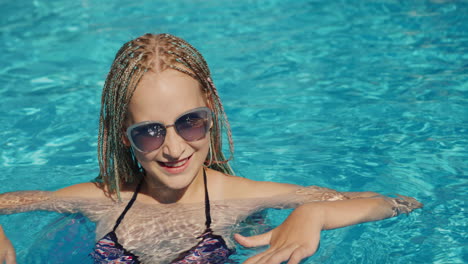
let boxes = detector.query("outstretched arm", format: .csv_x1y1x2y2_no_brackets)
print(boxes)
0,183,115,219
0,191,58,215
236,194,422,264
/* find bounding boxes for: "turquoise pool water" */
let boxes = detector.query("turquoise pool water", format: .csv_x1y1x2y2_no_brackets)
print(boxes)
1,0,466,263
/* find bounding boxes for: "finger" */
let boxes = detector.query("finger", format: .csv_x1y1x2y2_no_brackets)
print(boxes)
234,231,272,248
396,194,423,209
242,251,268,264
243,246,284,264
6,248,17,264
287,245,316,264
259,244,298,264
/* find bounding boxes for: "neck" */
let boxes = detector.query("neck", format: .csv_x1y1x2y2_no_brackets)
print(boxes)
141,168,205,204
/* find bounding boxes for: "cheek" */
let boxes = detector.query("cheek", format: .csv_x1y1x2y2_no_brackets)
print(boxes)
133,148,159,164
189,139,210,153
189,133,211,155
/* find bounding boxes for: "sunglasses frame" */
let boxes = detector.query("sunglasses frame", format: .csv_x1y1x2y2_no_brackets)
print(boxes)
126,107,212,153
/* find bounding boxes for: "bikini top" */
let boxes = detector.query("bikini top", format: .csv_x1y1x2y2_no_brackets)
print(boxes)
90,169,234,263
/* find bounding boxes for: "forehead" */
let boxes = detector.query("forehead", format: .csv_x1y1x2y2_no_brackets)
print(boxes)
127,69,206,123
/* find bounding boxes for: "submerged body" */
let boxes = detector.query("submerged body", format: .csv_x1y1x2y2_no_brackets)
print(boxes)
91,169,235,263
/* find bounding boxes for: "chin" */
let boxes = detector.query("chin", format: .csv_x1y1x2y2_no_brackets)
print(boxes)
157,168,200,190
163,178,192,190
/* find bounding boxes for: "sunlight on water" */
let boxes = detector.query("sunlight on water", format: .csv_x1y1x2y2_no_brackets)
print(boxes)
0,0,466,263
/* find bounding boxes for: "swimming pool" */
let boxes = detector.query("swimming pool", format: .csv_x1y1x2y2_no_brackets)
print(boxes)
1,0,466,263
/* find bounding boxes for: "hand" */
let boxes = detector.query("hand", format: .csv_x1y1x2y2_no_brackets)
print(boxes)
0,226,16,264
235,204,323,264
392,195,424,215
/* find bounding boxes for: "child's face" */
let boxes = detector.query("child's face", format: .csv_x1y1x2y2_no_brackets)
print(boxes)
126,69,210,191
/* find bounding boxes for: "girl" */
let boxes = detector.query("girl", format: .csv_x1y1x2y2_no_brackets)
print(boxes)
0,33,421,264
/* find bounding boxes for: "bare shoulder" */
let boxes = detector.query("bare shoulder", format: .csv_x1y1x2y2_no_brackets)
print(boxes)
208,169,301,200
54,182,109,199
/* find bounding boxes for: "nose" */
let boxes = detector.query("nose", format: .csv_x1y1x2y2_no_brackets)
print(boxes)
161,126,185,159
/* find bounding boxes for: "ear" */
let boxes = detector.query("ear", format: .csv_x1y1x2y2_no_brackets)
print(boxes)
122,128,131,147
209,116,214,130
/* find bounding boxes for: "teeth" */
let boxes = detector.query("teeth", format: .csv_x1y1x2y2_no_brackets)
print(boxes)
164,158,187,167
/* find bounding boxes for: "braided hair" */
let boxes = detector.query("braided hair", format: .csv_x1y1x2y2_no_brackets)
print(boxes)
96,33,234,197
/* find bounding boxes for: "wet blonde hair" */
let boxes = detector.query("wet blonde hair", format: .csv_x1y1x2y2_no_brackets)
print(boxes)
96,33,234,196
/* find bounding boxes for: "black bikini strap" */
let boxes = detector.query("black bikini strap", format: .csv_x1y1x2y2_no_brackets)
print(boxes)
112,180,143,232
203,168,212,229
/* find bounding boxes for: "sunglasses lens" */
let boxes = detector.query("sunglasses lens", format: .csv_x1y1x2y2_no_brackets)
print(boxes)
128,108,211,152
130,123,166,152
175,110,210,141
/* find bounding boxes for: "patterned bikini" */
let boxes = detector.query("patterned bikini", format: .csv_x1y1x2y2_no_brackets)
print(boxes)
90,169,234,263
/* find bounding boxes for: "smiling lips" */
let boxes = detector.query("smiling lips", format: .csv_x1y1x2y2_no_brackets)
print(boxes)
158,155,192,174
